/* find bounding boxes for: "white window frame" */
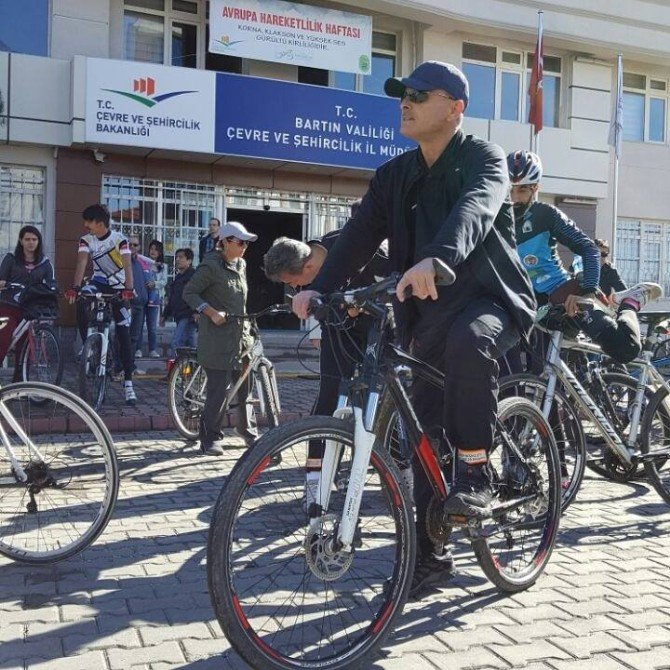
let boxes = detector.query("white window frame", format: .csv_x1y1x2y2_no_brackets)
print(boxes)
623,72,668,144
461,41,562,126
123,0,204,67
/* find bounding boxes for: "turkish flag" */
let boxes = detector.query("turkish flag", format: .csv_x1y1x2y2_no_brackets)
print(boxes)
528,14,544,135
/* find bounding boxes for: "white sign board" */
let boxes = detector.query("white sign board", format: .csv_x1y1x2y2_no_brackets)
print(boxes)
209,0,372,75
85,58,215,152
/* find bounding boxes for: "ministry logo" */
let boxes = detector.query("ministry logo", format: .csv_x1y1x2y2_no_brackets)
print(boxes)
102,77,196,108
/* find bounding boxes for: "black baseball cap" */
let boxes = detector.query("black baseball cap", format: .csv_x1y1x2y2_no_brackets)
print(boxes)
384,60,469,109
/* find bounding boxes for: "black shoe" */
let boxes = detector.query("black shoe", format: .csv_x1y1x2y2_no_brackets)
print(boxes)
409,550,456,599
444,469,494,519
199,442,224,456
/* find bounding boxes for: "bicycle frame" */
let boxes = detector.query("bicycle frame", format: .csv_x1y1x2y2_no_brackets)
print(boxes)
0,398,46,483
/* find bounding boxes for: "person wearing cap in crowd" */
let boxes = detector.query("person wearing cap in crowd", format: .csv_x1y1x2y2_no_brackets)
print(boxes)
183,221,260,456
595,239,627,296
290,60,536,597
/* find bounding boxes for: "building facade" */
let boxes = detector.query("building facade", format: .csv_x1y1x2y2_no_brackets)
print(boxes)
1,0,670,325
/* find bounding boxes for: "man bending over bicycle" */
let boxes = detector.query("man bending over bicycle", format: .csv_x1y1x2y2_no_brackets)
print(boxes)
292,61,536,597
506,150,662,370
66,204,137,406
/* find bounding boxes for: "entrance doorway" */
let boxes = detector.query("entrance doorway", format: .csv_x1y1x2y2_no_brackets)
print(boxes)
227,208,302,329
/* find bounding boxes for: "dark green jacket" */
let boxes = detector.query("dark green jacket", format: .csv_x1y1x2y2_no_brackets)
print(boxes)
310,129,536,344
183,251,252,370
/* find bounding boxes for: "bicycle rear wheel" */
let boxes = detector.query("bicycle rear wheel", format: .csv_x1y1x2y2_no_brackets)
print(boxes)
208,416,415,670
256,362,280,429
20,324,63,387
473,397,561,592
499,374,585,511
79,333,106,411
641,387,670,504
167,354,206,440
0,382,118,563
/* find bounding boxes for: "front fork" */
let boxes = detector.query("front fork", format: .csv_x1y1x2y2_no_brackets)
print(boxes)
316,392,380,551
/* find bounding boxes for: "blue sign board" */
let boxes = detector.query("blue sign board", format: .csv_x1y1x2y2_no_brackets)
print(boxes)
215,73,415,170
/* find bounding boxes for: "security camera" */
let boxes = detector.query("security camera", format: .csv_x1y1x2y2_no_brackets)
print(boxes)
263,204,271,211
92,149,106,163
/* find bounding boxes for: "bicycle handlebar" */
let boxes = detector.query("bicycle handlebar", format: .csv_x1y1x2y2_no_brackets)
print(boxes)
225,303,293,320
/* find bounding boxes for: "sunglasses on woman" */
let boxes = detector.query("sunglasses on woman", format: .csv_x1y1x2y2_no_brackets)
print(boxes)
226,236,249,247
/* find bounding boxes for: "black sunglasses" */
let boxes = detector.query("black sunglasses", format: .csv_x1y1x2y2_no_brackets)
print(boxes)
401,89,455,104
226,236,249,246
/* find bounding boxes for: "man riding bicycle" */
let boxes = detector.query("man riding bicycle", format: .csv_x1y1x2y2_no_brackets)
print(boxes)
506,150,662,369
291,61,536,597
66,204,137,406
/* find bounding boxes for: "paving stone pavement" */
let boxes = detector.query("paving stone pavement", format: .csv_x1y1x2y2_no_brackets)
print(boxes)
2,433,670,669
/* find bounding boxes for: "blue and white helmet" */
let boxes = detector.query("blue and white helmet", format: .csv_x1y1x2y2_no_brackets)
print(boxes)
507,150,543,185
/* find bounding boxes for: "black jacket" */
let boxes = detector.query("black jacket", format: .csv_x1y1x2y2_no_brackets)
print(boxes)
0,253,54,286
310,130,536,344
599,263,626,295
163,266,196,322
199,234,218,263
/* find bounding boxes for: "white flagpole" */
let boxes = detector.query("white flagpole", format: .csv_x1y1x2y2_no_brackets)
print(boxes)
533,11,543,156
610,54,623,260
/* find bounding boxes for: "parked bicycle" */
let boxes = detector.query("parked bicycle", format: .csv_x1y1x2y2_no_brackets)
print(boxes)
500,304,670,509
0,317,118,564
77,287,123,411
167,304,288,440
208,268,560,670
0,282,62,387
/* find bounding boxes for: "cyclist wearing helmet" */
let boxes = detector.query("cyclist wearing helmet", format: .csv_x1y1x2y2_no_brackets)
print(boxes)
507,149,661,365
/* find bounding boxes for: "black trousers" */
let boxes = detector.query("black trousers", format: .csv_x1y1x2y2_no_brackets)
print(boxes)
200,365,258,447
410,297,519,557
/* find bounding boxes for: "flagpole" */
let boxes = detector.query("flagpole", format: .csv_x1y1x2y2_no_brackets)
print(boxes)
611,54,623,261
532,11,543,156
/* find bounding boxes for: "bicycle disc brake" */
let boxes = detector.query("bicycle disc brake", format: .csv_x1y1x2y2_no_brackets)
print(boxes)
304,513,354,581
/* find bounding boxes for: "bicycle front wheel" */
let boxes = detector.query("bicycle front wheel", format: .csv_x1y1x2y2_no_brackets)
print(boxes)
20,324,63,387
208,416,415,670
79,333,106,410
0,382,118,563
167,354,206,440
473,397,562,593
641,387,670,504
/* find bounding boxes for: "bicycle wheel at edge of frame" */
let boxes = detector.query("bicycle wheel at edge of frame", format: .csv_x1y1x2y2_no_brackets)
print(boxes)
78,332,106,411
167,354,202,441
0,381,119,564
207,415,416,670
640,384,670,504
498,373,586,512
472,395,562,593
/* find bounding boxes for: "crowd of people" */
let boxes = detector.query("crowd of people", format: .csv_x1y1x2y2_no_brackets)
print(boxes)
0,59,665,598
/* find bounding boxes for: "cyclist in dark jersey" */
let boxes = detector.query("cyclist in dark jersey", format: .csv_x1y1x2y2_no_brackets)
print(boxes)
507,150,662,368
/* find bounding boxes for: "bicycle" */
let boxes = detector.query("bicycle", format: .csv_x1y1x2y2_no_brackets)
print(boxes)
500,304,670,510
167,304,289,441
0,282,62,388
0,318,119,564
208,267,561,670
77,287,124,411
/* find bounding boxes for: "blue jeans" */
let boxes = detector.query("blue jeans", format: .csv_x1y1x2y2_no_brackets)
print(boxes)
170,317,197,357
130,303,147,354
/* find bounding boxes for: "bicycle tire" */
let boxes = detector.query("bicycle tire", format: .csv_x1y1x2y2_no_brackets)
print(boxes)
584,372,648,482
256,363,280,429
640,386,670,504
20,324,63,387
79,333,106,411
499,373,585,511
472,396,562,592
208,416,415,670
0,381,119,563
167,354,205,440
652,338,670,378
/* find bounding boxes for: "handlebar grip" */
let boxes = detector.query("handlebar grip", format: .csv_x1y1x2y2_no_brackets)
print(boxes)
433,258,456,286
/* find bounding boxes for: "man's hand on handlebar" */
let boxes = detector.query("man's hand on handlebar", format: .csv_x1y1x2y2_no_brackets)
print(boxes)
65,287,79,304
121,289,135,302
396,257,439,303
292,290,319,320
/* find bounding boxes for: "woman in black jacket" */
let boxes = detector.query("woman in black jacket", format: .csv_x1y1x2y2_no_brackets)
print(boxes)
0,225,55,365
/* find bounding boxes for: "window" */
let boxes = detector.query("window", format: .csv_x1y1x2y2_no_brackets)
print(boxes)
616,218,670,296
623,73,667,143
123,0,200,68
299,32,397,95
0,166,45,260
0,0,49,56
461,42,561,127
